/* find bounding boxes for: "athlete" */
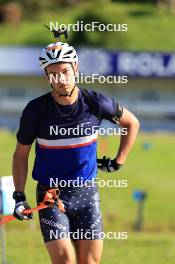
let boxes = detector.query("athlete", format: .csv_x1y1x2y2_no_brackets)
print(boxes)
12,41,140,264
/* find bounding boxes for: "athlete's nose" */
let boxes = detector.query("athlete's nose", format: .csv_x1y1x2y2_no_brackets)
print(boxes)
59,72,67,84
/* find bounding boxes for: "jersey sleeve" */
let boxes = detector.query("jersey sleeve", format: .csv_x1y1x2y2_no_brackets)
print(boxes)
96,92,120,122
16,102,38,145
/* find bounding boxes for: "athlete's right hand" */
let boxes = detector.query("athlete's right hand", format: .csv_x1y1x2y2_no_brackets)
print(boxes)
13,191,33,221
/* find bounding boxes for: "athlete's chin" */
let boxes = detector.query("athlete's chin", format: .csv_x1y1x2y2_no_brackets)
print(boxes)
53,86,72,96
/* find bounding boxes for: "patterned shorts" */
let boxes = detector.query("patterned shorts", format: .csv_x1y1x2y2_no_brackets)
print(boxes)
36,182,103,242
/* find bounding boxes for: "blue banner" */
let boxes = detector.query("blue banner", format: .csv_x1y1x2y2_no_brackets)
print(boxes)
78,49,175,77
0,46,175,77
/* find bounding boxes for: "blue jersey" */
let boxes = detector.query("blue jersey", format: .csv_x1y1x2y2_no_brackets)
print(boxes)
17,89,118,185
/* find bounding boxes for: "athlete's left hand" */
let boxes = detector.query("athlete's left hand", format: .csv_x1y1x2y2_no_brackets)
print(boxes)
97,156,122,172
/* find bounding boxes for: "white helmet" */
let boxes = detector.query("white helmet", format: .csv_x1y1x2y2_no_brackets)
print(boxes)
39,41,78,70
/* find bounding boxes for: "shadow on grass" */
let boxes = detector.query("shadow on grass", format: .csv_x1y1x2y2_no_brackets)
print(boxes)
128,9,154,17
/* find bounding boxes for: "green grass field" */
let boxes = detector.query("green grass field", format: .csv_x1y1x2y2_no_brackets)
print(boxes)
0,129,175,264
0,2,175,51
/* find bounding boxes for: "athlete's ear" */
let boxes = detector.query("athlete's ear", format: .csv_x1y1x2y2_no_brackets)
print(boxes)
44,68,49,79
44,68,51,84
73,62,79,77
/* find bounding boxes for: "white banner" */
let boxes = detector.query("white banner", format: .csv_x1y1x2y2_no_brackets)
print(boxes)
0,176,15,215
